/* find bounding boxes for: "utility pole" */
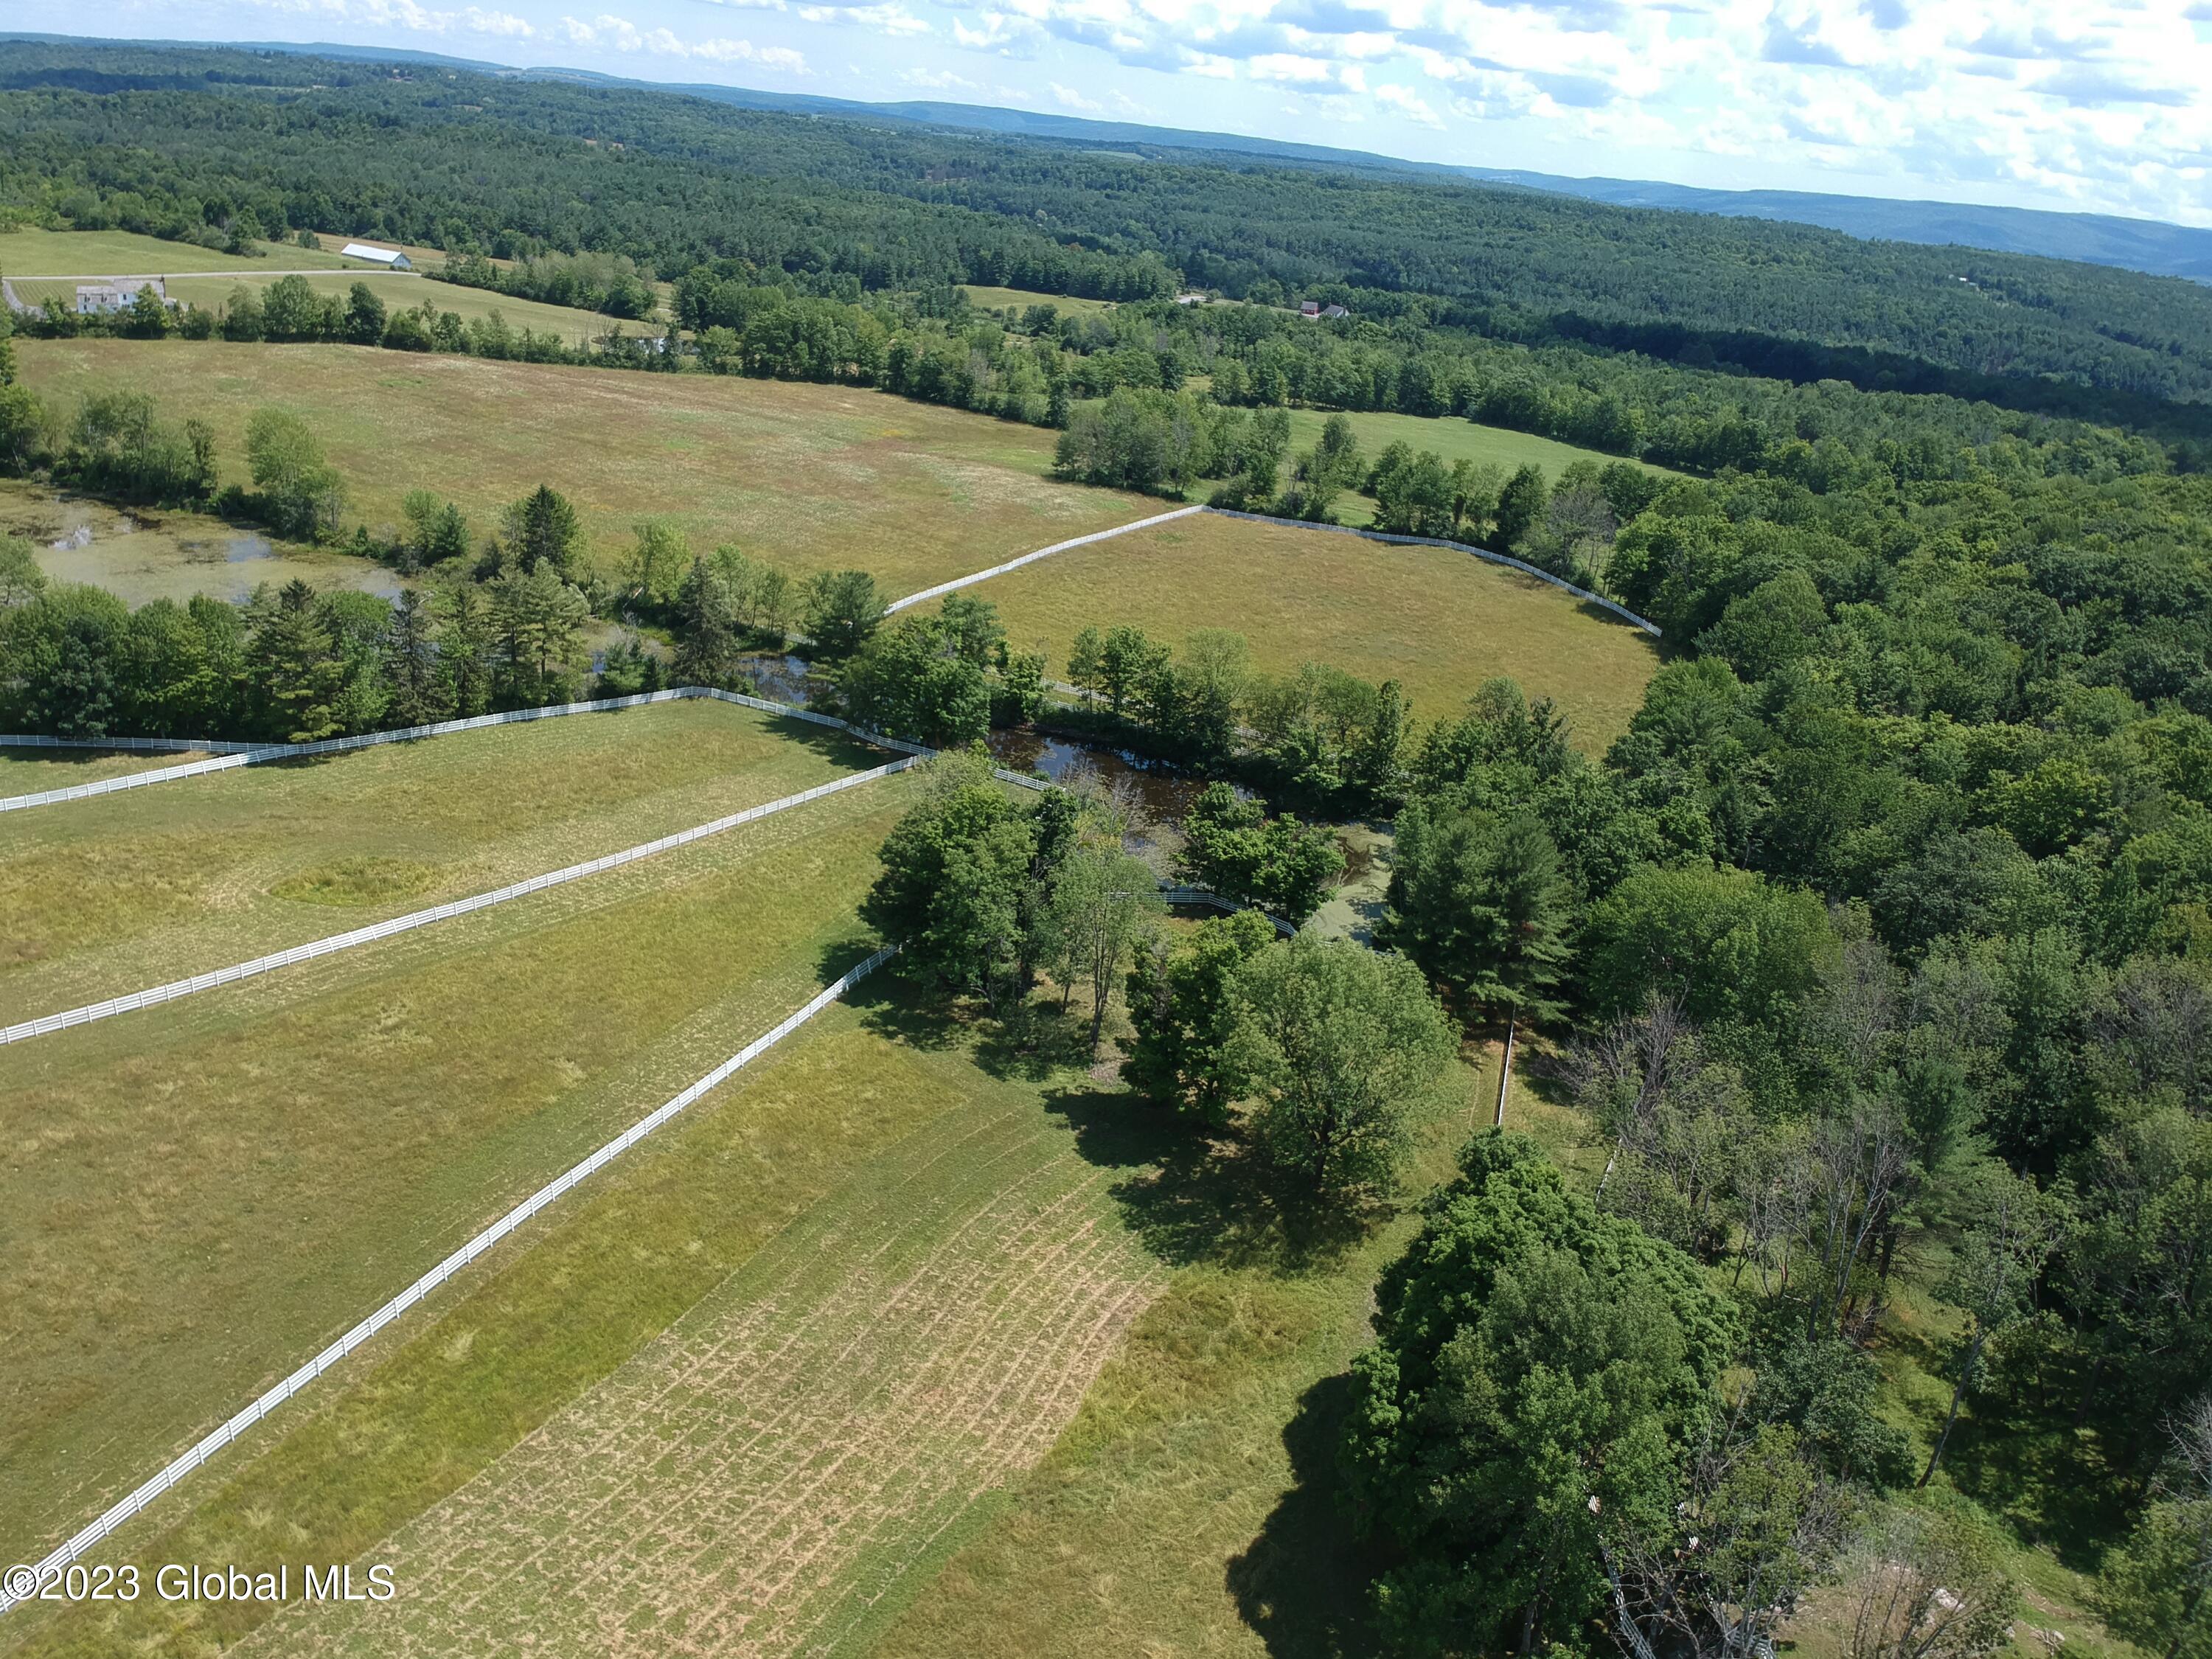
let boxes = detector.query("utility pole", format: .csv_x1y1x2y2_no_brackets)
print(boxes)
1494,1016,1516,1129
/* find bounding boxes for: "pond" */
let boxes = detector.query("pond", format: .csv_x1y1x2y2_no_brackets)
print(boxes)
983,728,1206,841
728,650,1205,846
737,651,821,707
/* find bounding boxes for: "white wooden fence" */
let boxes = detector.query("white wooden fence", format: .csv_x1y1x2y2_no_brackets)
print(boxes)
0,685,1052,816
885,503,1205,613
1155,886,1296,936
1201,507,1663,636
0,945,898,1616
0,759,918,1046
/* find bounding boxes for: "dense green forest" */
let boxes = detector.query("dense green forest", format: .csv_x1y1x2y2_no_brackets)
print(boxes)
7,40,2212,414
4,36,2212,1658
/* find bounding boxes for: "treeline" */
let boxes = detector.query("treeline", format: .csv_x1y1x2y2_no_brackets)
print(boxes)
864,299,2212,1659
18,274,621,364
435,249,657,319
5,42,2212,412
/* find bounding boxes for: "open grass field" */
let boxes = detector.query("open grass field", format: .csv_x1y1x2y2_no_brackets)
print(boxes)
1274,408,1676,531
16,341,1158,595
0,748,917,1570
0,747,212,789
869,1045,1521,1659
1282,407,1674,488
0,992,1168,1659
961,285,1117,318
0,698,879,1020
975,510,1663,747
6,271,626,344
252,1034,1164,1659
0,479,405,608
0,229,356,279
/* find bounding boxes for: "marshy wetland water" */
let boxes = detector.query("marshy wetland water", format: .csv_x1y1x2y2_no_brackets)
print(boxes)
3,481,406,605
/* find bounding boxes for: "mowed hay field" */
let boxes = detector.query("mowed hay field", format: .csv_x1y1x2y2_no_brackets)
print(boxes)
15,341,1158,595
0,699,880,1019
0,741,917,1568
7,271,626,345
4,1001,1170,1659
1281,407,1674,490
0,228,357,277
978,511,1662,747
1,746,212,790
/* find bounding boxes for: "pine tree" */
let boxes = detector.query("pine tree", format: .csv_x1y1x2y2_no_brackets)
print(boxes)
384,588,447,728
1384,801,1572,1026
673,557,739,686
435,580,494,717
249,581,343,742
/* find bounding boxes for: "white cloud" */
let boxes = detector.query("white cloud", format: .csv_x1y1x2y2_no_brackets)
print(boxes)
797,2,928,36
309,0,537,37
902,65,981,88
1374,82,1441,128
1051,80,1105,111
554,10,804,66
895,0,2212,223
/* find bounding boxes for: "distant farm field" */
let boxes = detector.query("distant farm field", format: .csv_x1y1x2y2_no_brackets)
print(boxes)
1276,408,1675,530
0,477,406,608
6,270,625,344
1283,407,1674,485
962,284,1117,318
0,726,915,1567
974,510,1663,746
0,227,355,278
15,341,1158,594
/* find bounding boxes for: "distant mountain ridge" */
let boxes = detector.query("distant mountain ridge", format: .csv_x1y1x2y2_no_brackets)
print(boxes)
10,30,2212,282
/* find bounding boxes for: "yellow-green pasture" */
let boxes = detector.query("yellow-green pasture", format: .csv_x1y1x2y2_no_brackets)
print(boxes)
16,340,1159,595
971,509,1663,749
0,698,882,1020
0,745,917,1572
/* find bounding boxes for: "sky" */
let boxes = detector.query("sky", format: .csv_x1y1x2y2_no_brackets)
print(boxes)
21,0,2212,226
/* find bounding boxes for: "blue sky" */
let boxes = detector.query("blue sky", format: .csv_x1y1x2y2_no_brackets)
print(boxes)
24,0,2212,226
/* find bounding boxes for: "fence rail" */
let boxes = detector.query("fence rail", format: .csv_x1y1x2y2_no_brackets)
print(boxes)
1155,885,1297,936
1201,507,1662,636
0,945,897,1618
885,503,1205,613
0,758,917,1047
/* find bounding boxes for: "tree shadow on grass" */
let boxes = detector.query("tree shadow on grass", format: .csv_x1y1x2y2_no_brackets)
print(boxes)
1225,1371,1386,1659
829,947,967,1054
1042,1085,1381,1275
1938,1408,2141,1574
832,956,1099,1077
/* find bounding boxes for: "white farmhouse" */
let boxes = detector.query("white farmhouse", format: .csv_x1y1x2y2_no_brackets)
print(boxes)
75,279,168,315
341,243,413,270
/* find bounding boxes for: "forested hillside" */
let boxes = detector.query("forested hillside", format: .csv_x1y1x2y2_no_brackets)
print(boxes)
6,41,2212,408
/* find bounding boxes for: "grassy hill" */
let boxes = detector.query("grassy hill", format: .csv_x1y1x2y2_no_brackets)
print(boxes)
971,510,1662,748
15,339,1159,595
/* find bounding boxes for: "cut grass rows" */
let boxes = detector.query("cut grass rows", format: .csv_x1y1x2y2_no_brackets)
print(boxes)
257,1109,1161,1657
0,771,914,1566
1,1005,1164,1659
0,699,879,1020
